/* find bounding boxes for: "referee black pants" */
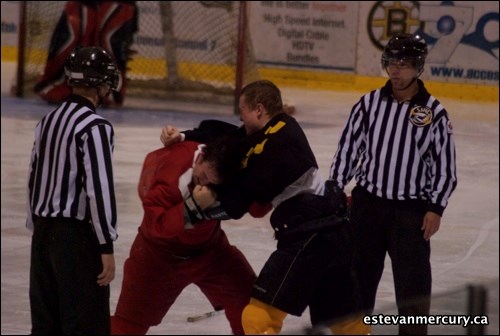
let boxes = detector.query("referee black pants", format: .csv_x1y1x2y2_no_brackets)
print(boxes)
350,187,431,335
29,216,110,335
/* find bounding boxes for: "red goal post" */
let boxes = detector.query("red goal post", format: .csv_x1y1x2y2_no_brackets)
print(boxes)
15,1,258,113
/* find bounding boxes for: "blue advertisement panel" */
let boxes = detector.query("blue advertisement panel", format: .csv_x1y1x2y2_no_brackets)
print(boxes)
360,1,498,85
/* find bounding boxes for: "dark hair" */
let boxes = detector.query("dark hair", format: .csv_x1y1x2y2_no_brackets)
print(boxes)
202,135,242,184
240,80,283,116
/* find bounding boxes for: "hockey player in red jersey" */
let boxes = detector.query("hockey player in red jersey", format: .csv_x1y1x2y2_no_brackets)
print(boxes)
110,138,256,335
34,1,137,107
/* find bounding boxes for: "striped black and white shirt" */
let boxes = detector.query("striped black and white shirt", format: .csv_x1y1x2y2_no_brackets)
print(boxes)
27,95,117,252
329,80,457,216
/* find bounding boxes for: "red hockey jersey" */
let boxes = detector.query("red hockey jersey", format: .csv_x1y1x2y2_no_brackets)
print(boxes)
137,141,220,251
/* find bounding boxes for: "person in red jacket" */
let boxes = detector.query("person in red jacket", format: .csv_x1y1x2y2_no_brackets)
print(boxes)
110,138,256,335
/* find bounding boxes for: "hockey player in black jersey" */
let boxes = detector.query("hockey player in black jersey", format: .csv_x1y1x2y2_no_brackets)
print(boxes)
161,80,370,334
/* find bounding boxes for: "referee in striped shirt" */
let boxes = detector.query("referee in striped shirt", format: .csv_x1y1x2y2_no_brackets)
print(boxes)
326,33,457,335
26,46,121,334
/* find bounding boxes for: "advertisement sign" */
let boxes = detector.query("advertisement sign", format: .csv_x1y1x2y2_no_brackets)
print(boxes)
249,1,359,71
1,1,20,48
360,1,499,85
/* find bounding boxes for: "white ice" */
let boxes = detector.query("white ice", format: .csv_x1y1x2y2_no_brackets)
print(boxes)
2,61,498,335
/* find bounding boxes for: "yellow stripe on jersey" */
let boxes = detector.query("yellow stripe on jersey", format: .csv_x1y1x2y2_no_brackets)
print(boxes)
242,139,269,168
265,121,286,134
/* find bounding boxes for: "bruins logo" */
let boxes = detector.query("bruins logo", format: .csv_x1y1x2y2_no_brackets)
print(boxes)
409,106,432,126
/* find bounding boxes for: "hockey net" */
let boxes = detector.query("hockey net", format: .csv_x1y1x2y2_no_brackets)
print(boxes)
17,1,259,108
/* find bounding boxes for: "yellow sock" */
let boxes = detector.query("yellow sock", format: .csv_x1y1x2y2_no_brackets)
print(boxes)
241,298,288,335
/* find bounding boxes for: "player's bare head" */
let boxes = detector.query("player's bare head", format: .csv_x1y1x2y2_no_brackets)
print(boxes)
240,80,283,116
198,136,242,185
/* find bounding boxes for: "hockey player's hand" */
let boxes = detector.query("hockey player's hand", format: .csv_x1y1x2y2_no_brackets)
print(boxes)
192,185,217,210
161,125,182,147
324,180,347,217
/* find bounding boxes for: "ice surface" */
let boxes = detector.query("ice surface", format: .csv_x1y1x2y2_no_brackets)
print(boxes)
2,61,498,334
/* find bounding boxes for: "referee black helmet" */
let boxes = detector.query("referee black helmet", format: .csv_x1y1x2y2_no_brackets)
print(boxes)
381,33,428,76
65,46,122,91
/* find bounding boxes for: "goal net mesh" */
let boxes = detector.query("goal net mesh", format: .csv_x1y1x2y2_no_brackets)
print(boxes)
19,1,259,106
